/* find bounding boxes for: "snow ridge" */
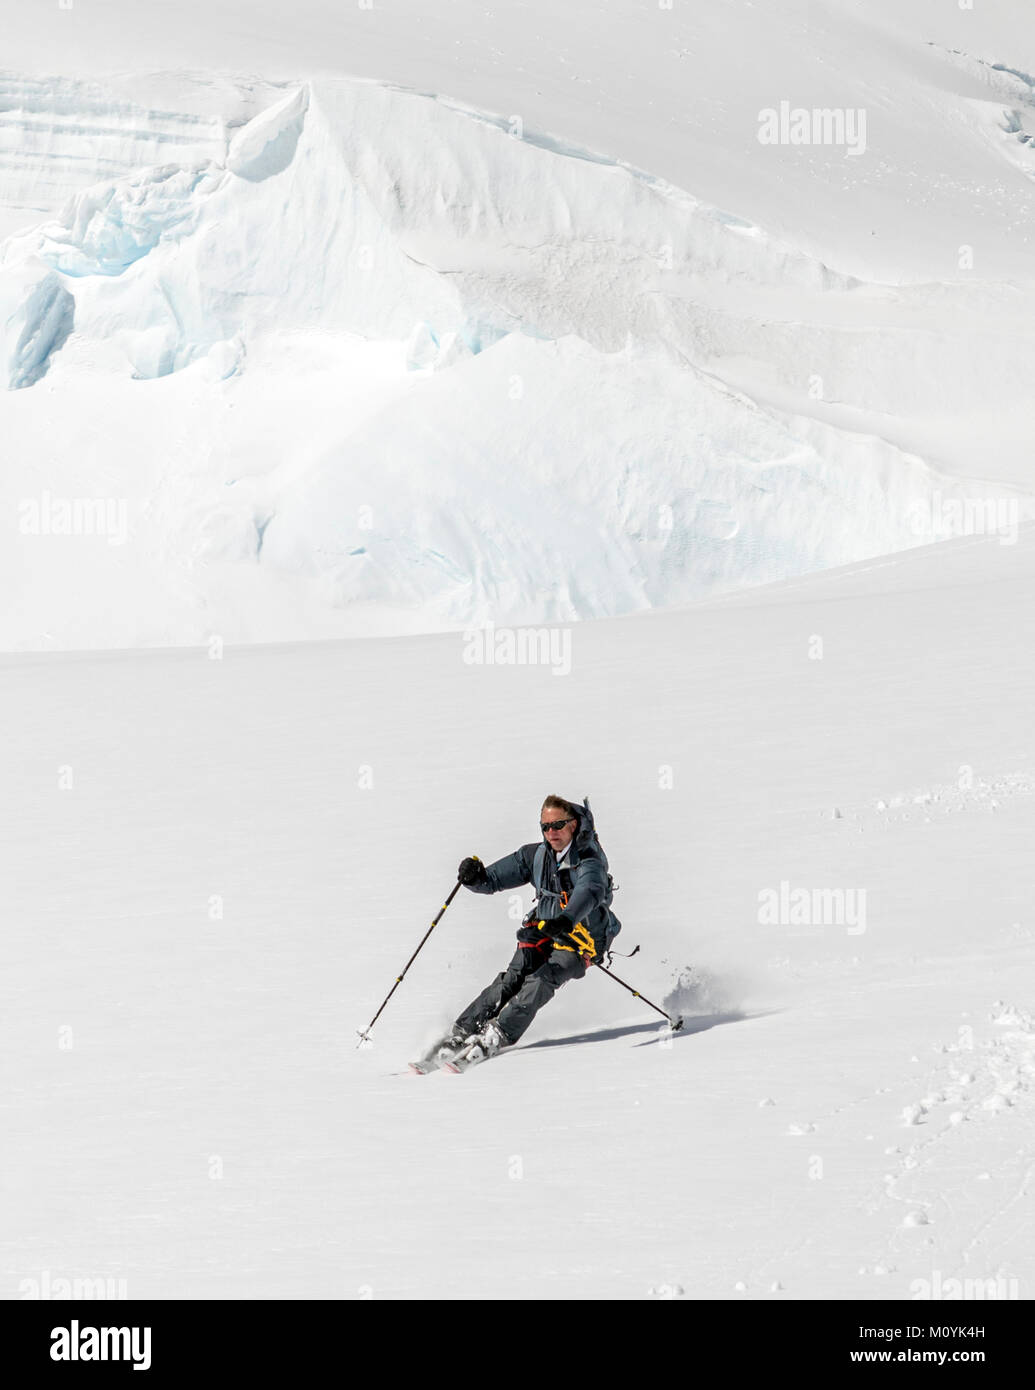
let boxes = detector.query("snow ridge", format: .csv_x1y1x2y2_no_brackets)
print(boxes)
1,68,1034,644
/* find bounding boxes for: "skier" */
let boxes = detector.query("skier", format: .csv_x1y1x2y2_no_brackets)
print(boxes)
415,794,622,1072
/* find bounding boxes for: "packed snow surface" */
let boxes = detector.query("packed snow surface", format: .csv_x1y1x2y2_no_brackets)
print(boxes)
4,529,1035,1298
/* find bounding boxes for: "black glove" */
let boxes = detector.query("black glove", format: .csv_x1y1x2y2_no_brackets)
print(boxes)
537,913,574,940
458,856,487,886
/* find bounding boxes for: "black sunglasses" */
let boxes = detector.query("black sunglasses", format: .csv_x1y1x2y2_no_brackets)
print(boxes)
540,818,573,832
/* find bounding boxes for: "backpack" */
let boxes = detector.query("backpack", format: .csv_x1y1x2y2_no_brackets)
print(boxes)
531,840,620,939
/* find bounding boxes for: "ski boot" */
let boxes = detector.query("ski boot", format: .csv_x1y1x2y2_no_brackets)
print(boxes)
408,1025,470,1075
443,1020,510,1073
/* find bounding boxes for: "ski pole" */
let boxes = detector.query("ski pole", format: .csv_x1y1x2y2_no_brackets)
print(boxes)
544,920,682,1030
577,945,683,1034
356,867,472,1047
546,919,683,1031
587,956,683,1030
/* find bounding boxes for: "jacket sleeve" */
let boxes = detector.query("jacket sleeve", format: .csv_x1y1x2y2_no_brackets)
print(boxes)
466,843,538,895
563,853,609,925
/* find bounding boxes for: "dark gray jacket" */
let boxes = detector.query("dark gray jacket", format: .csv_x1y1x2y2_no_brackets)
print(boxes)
466,797,621,952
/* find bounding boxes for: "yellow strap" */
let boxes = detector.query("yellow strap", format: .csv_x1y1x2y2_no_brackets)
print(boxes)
539,920,596,960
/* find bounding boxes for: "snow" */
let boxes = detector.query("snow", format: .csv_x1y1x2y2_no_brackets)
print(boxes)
2,0,1034,1304
2,33,1035,645
4,2,1035,278
226,84,309,180
5,527,1034,1298
0,254,73,388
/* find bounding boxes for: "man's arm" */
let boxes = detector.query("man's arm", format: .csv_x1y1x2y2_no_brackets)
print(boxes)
562,853,609,925
463,844,538,895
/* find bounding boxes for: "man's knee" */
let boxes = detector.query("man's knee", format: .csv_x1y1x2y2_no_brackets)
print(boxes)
544,950,588,985
503,953,539,988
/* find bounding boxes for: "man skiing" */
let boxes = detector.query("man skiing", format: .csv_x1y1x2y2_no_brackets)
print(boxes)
414,794,621,1072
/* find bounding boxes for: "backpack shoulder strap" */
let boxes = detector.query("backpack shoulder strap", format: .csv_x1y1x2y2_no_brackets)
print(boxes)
532,842,546,892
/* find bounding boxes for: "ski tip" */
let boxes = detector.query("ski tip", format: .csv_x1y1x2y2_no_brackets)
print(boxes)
672,1016,684,1032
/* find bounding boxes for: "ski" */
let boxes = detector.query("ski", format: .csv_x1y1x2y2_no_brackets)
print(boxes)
442,1051,484,1074
442,1019,514,1072
442,1040,509,1073
408,1033,468,1075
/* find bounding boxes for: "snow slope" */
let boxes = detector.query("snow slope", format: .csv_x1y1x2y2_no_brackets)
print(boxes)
4,527,1033,1299
2,1,1035,647
3,1,1034,282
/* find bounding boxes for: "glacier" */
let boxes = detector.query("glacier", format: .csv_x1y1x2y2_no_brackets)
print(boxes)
0,45,1033,647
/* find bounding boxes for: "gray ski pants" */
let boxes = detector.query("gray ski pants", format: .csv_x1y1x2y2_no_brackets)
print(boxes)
455,942,587,1044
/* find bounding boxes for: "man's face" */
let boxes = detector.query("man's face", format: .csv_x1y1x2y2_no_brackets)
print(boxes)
541,808,576,852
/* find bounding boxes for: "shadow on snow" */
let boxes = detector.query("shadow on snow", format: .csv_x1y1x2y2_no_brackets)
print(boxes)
520,1008,775,1053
